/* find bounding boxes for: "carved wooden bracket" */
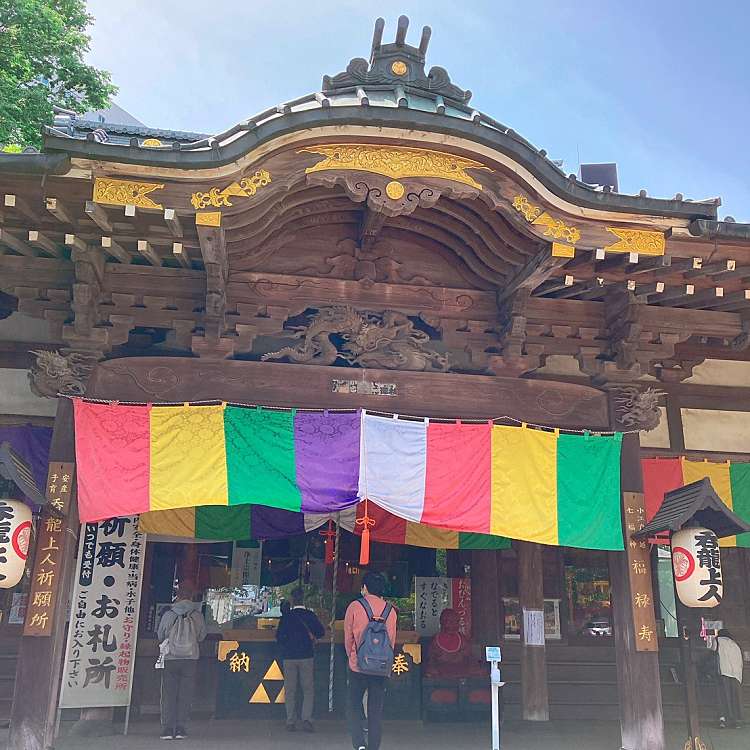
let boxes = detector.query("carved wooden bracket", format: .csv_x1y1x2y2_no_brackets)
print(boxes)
488,288,544,377
28,349,100,398
194,225,234,359
605,385,665,433
306,171,479,218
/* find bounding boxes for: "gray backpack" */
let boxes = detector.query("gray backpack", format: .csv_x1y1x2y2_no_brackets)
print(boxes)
356,598,394,677
167,611,197,659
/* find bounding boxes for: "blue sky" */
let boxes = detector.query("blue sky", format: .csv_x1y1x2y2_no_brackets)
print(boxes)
86,0,749,220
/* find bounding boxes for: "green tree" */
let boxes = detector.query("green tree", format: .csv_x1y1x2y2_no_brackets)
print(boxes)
0,0,116,148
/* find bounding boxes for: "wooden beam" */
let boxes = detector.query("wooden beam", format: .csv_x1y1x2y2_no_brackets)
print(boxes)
45,197,74,225
84,200,112,233
64,234,88,254
3,193,37,222
27,230,62,258
9,399,80,750
0,228,36,256
137,239,161,266
358,206,386,249
518,541,549,721
172,241,190,268
100,236,131,264
164,208,184,238
608,433,665,750
497,246,569,304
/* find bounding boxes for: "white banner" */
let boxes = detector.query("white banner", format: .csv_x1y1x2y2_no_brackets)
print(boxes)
414,576,451,636
59,517,146,709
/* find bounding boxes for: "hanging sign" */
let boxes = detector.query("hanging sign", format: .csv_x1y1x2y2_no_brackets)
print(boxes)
415,576,450,636
0,499,32,589
523,609,545,647
414,577,472,637
58,516,146,709
623,491,658,652
230,542,263,589
671,527,722,608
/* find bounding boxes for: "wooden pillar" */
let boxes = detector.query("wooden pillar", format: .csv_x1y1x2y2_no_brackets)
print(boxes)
609,433,665,750
9,398,79,750
471,550,503,646
518,541,549,720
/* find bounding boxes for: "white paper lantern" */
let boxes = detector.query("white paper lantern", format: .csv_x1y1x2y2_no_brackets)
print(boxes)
671,527,723,608
0,499,33,589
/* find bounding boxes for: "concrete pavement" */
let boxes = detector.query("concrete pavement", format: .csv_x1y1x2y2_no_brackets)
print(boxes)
0,718,743,750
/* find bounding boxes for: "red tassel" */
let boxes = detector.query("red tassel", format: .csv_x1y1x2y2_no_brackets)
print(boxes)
320,520,336,565
355,503,375,566
360,525,371,565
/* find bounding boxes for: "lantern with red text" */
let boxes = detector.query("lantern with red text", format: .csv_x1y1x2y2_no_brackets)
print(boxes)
671,527,722,608
0,499,33,589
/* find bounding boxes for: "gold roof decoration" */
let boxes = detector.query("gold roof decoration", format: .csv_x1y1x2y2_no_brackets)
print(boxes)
301,144,489,190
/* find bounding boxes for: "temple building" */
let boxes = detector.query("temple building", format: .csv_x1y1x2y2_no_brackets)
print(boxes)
0,15,749,750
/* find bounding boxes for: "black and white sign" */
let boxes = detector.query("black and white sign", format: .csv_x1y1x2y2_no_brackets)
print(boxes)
59,517,146,709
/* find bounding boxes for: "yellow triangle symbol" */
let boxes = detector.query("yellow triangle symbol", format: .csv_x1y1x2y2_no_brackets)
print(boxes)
274,686,286,704
249,683,271,704
264,660,284,681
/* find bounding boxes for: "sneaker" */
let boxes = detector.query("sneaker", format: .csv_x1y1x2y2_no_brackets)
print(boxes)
301,720,315,733
174,728,187,740
160,730,174,740
719,717,727,729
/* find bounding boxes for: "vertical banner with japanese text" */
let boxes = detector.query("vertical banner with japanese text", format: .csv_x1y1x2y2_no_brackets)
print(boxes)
58,517,146,709
451,577,472,638
415,576,450,636
623,491,658,652
23,462,75,636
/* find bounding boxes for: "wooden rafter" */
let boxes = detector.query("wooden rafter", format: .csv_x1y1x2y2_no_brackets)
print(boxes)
498,245,570,304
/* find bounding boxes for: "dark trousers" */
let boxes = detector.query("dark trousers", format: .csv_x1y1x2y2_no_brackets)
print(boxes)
161,659,197,733
718,675,742,724
348,669,386,750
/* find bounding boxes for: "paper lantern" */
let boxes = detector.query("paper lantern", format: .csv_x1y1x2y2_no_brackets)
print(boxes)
671,527,723,608
0,499,33,589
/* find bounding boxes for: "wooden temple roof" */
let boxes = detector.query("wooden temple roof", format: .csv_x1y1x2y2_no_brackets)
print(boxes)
0,15,749,383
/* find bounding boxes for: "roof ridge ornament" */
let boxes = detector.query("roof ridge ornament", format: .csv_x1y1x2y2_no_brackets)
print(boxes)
322,15,472,104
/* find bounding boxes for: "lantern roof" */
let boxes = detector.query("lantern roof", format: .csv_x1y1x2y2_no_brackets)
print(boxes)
636,477,750,540
0,442,45,507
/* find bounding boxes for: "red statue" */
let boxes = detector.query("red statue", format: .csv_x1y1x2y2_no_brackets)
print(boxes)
425,608,483,678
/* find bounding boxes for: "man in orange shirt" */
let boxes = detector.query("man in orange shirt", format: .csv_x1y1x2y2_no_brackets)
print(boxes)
344,571,397,750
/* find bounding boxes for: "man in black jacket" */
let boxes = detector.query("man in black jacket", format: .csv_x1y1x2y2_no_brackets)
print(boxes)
276,587,325,732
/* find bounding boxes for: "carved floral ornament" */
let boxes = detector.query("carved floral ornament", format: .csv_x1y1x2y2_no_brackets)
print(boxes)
605,227,666,256
511,195,581,245
92,177,164,209
191,170,272,210
301,144,489,190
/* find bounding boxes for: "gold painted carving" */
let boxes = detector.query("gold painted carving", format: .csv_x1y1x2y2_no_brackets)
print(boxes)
512,194,581,244
141,138,162,147
301,144,488,190
196,211,222,227
385,180,405,199
391,60,408,76
190,169,272,210
606,227,666,256
93,177,164,209
512,195,542,222
551,242,575,258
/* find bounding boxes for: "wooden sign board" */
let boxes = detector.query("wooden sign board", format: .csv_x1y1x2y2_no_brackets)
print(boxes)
45,461,75,516
23,516,66,636
23,461,76,636
624,491,658,652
